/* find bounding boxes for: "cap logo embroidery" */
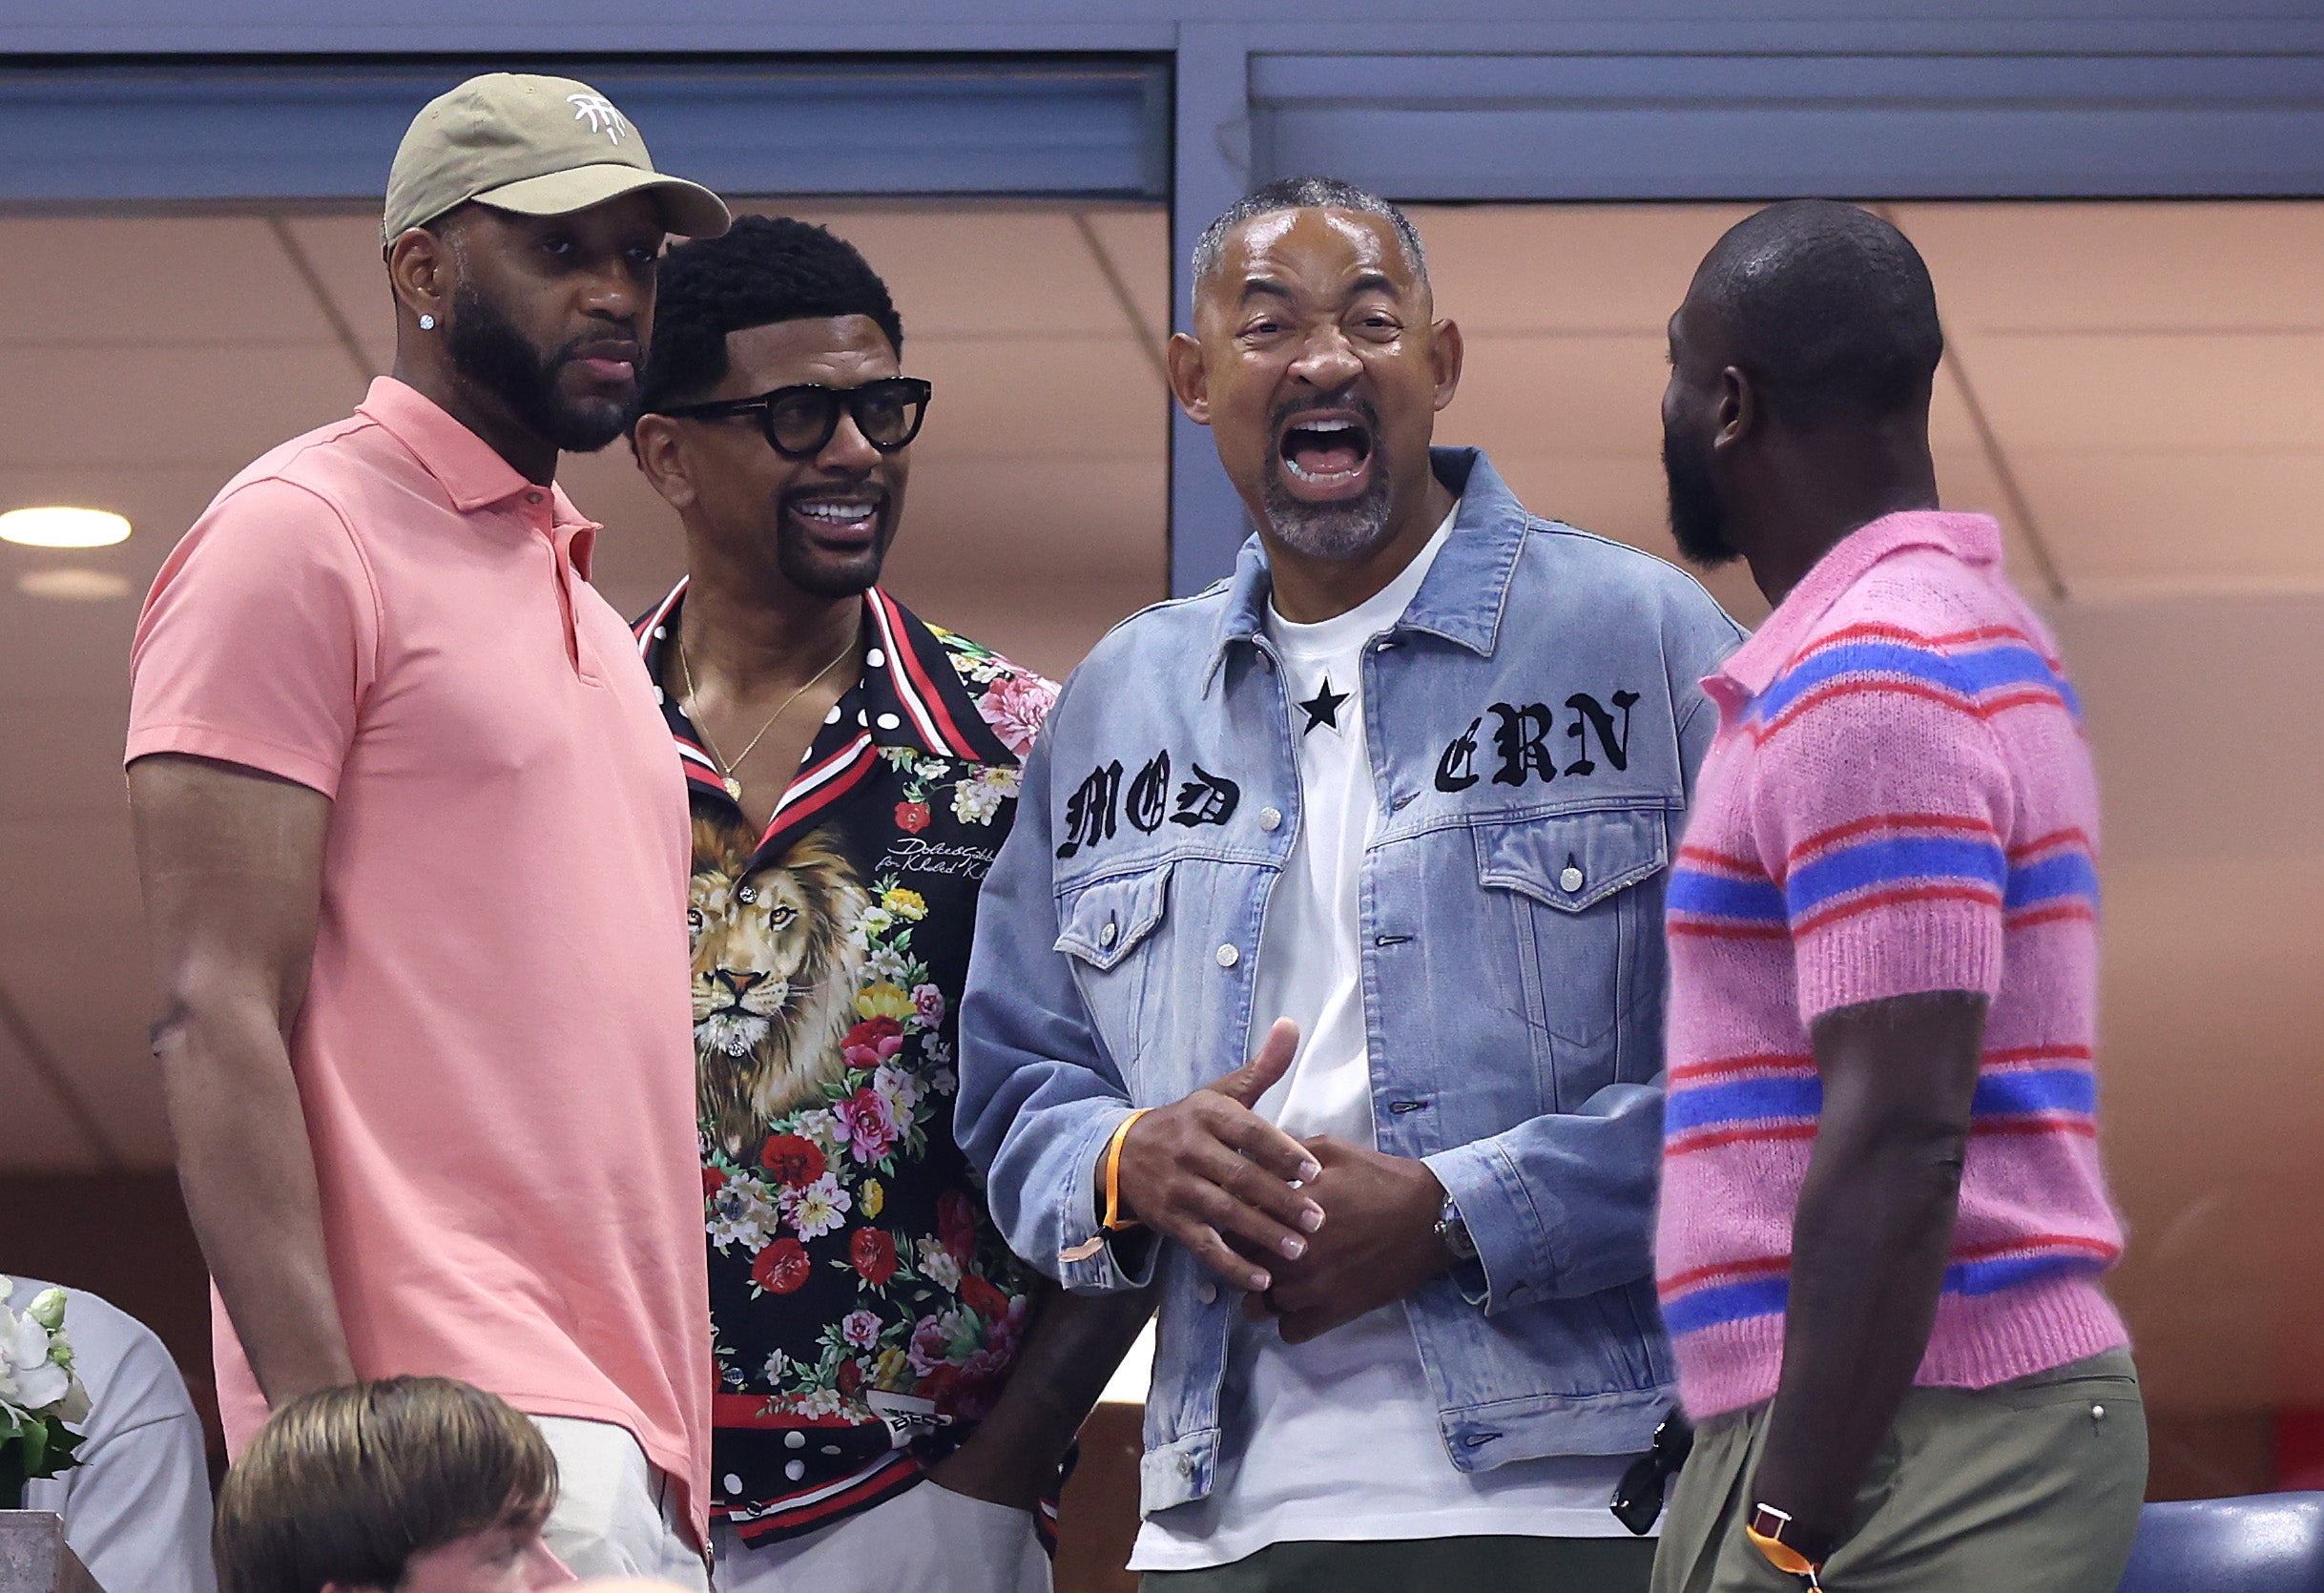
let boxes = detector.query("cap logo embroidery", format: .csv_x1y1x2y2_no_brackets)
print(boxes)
567,93,631,143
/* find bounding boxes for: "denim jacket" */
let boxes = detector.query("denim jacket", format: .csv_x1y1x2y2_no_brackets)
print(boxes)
958,448,1745,1517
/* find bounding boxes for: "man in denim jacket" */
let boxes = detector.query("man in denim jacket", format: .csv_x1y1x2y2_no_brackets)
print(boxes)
959,178,1744,1591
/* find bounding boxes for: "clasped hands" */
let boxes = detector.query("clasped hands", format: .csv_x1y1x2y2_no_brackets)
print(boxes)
1107,1019,1453,1344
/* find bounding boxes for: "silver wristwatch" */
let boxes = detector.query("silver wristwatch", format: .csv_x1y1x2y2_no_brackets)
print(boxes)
1435,1194,1478,1263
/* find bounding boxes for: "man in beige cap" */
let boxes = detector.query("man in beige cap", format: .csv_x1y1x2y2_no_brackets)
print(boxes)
126,73,729,1586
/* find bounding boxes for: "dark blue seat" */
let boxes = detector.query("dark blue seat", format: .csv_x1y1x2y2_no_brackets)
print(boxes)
2118,1494,2324,1592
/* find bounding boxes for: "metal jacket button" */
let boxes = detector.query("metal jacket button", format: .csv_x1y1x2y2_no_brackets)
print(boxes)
1100,921,1119,948
1215,943,1240,968
1196,1281,1218,1305
1560,865,1585,892
1259,807,1283,831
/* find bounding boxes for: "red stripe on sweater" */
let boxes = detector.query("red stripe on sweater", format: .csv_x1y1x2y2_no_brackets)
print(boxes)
1784,811,2000,873
1667,918,1794,941
2006,902,2098,931
1664,1121,1819,1157
1668,1052,1816,1084
2007,827,2095,861
1676,843,1771,878
1791,881,2002,938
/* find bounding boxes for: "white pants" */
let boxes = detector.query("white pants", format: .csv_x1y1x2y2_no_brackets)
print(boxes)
532,1416,712,1591
713,1479,1049,1593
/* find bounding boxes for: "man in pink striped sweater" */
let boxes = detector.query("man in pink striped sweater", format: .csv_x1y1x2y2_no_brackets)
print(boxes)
1648,200,2146,1591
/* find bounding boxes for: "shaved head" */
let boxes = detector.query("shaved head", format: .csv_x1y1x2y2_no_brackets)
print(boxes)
1690,199,1942,431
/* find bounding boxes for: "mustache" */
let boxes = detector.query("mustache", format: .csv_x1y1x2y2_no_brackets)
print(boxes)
1269,390,1380,434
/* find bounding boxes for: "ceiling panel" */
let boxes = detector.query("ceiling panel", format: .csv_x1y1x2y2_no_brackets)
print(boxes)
2020,452,2324,594
0,344,364,470
739,202,1140,341
1893,201,2324,335
0,216,343,349
1950,332,2324,455
1413,202,1756,335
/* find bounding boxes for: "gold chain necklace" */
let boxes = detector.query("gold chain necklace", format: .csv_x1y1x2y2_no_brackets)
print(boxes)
677,623,857,802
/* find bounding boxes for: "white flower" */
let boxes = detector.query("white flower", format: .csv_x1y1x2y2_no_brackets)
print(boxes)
783,1174,853,1240
762,1349,792,1384
864,944,911,986
796,1109,847,1159
841,1310,882,1350
872,1063,923,1119
916,1237,963,1293
860,905,896,940
950,776,1005,827
705,1179,778,1255
0,1304,70,1417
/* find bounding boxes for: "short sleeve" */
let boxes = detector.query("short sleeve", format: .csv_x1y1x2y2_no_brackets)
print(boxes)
126,477,379,798
1748,640,2017,1023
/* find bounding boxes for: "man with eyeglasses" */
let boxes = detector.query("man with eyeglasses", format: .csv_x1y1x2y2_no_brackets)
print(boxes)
627,216,1151,1592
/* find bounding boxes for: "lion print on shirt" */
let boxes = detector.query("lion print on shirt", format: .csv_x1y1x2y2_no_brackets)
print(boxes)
690,817,870,1156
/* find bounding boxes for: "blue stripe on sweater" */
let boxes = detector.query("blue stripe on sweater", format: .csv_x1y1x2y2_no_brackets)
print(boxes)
1666,869,1788,922
1786,837,2008,917
1753,641,2081,724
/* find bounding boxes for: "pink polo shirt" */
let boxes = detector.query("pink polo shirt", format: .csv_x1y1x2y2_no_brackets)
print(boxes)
126,377,710,1539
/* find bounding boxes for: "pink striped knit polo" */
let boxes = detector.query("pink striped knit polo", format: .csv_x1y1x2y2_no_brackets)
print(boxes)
1656,509,2127,1422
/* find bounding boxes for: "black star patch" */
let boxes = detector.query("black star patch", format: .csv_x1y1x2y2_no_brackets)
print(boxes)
1297,678,1350,734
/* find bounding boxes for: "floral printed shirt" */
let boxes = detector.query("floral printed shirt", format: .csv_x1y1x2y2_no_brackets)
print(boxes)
632,581,1058,1545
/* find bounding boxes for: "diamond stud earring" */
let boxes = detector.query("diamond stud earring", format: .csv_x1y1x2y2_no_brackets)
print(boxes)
418,313,436,330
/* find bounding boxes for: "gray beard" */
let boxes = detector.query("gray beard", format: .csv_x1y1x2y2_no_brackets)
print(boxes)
1259,462,1395,561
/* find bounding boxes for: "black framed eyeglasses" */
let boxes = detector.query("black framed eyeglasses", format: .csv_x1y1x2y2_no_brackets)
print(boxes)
654,378,932,459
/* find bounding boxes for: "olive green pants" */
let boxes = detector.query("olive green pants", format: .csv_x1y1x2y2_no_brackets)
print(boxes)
1651,1348,2148,1593
1144,1534,1658,1591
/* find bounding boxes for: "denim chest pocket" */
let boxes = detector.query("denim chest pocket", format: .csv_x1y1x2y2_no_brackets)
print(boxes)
1054,860,1174,1072
1473,805,1670,1068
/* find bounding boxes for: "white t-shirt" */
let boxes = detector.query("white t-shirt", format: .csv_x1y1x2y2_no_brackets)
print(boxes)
10,1276,218,1593
1131,504,1633,1571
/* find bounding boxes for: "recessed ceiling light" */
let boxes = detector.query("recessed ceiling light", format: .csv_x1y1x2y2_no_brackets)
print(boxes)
0,506,132,548
17,568,132,602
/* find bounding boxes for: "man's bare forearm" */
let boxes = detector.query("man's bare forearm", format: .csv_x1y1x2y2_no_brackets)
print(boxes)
932,1282,1155,1507
1750,993,1983,1559
157,996,355,1403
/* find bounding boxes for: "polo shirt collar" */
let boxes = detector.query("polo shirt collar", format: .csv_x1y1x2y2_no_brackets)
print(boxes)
1712,509,2004,704
357,376,600,573
1203,445,1525,690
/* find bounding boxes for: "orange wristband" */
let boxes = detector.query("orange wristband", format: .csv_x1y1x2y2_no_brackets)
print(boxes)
1746,1523,1824,1587
1101,1108,1152,1231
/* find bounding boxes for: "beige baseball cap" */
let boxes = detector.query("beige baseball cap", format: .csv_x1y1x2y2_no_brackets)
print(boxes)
383,72,731,244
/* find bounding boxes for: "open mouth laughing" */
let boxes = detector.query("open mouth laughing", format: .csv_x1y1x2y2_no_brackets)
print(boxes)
1275,404,1377,502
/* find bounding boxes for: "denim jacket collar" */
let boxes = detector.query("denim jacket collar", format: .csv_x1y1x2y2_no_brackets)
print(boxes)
1202,447,1528,692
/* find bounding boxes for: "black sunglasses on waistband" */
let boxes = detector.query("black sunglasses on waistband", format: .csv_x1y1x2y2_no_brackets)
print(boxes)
1610,1411,1695,1536
652,377,932,459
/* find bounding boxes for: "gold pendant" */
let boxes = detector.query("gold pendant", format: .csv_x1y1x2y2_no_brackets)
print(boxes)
722,776,743,800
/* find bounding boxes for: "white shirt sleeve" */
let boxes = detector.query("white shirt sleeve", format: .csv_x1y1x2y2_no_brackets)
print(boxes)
13,1281,218,1593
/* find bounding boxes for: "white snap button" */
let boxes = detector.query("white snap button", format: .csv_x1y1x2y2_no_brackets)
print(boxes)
877,712,902,731
784,1431,806,1449
654,625,667,639
2092,1404,2106,1420
1560,865,1585,892
526,491,544,505
785,1459,806,1481
1196,1281,1218,1305
722,1473,743,1494
1100,921,1119,948
1215,943,1240,968
1259,807,1283,832
654,687,665,703
865,648,885,668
